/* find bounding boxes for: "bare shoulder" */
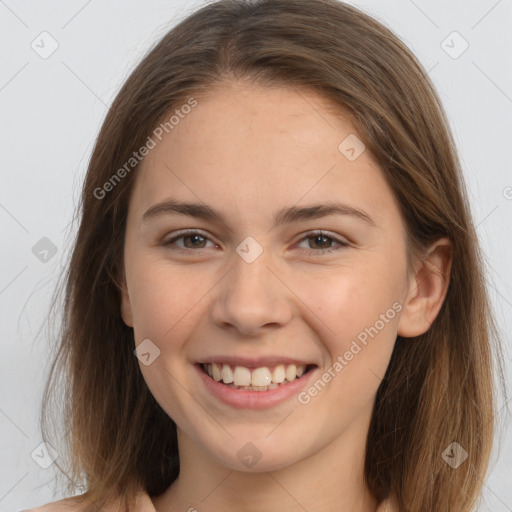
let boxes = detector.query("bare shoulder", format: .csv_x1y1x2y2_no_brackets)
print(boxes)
23,490,154,512
22,497,88,512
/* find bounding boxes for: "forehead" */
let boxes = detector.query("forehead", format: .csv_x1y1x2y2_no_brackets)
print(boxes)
130,81,397,226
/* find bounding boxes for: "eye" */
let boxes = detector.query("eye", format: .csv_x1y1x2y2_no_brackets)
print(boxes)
162,229,216,251
295,230,349,255
163,229,349,255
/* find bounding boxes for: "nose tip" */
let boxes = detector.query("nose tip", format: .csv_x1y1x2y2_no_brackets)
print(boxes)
209,250,293,334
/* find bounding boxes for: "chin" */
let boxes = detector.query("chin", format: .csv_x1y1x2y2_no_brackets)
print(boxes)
200,433,310,473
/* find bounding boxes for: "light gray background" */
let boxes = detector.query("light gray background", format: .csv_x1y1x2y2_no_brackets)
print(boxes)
1,0,511,510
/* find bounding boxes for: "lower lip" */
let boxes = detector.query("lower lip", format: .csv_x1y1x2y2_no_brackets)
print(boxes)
195,363,319,410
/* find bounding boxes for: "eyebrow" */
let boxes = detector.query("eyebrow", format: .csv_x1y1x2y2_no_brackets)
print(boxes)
142,198,376,228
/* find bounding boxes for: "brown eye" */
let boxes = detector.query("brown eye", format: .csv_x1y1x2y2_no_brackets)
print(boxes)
181,233,208,249
162,229,349,255
163,230,216,251
296,231,349,255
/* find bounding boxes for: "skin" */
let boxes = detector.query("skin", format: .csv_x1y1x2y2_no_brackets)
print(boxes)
120,80,452,512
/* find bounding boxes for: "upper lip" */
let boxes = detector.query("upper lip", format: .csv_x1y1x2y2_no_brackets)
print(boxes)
197,355,318,368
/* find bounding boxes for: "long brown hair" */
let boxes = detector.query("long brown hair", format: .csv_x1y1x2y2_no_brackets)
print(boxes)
40,1,508,510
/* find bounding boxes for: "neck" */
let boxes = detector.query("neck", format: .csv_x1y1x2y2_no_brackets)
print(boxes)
152,413,378,512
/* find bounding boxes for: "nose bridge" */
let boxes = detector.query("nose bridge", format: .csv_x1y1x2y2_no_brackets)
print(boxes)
232,240,271,293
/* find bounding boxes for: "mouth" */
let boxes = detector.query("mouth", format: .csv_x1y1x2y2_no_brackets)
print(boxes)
197,362,317,392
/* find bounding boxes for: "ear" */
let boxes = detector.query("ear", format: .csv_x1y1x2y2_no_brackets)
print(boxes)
119,267,134,327
397,237,453,337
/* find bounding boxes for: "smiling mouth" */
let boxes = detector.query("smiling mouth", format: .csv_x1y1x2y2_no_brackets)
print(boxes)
198,362,317,391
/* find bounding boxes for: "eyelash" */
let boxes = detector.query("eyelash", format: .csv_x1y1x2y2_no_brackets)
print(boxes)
162,229,349,255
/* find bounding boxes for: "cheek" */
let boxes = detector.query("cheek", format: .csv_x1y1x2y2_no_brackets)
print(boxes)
306,264,401,344
127,255,209,343
301,264,401,399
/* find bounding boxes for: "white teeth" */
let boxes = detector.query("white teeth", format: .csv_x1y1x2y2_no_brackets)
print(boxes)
221,364,234,383
285,364,297,382
233,366,251,386
204,362,310,389
251,367,272,387
272,364,286,383
212,363,222,381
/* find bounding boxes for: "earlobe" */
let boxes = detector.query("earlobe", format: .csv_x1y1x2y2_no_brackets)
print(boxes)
119,272,134,327
397,237,453,338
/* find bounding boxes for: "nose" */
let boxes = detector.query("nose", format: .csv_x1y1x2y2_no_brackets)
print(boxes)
209,244,294,337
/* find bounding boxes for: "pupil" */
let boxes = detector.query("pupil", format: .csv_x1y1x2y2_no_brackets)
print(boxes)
314,235,329,248
186,234,205,248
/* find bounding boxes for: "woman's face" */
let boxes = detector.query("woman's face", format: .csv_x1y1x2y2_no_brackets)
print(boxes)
121,80,414,472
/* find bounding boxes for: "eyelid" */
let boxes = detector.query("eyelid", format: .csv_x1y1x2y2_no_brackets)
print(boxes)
293,229,349,245
293,230,350,254
162,228,217,247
